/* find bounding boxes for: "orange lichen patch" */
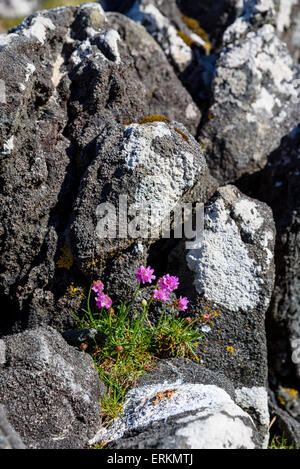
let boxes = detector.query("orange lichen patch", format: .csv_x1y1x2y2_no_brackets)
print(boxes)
176,30,194,47
174,127,189,142
208,111,215,120
226,345,235,356
282,388,299,400
151,389,177,405
139,115,171,125
122,121,133,126
181,14,212,52
56,241,74,270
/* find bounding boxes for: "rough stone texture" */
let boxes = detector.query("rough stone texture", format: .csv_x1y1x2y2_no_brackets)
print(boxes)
275,0,300,63
61,328,106,351
237,126,300,398
199,18,299,183
69,120,212,302
0,326,105,449
90,359,263,449
0,405,26,449
0,3,202,334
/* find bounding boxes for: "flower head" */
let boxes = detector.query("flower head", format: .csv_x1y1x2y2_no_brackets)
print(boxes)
92,280,104,294
153,288,170,302
186,317,191,323
135,266,156,284
95,292,112,310
80,343,88,351
174,296,189,311
158,274,179,292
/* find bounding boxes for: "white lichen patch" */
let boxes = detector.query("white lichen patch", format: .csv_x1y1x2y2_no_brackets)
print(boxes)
25,63,36,82
186,188,274,313
175,409,255,449
99,29,122,64
22,16,55,45
89,381,256,447
51,54,65,88
235,386,269,428
3,136,14,155
0,340,6,365
276,0,298,33
128,2,192,71
122,123,200,227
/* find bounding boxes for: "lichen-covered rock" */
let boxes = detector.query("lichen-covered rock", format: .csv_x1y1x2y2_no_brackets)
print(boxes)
0,326,105,449
199,19,299,183
158,186,275,430
90,359,264,449
0,405,26,449
69,120,213,302
275,0,300,63
238,125,300,386
0,3,201,333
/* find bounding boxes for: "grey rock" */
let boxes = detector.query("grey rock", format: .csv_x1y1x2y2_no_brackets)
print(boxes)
69,120,212,302
269,388,300,448
0,405,26,449
237,125,300,386
0,326,105,449
0,3,202,334
90,359,263,449
275,0,300,63
199,18,299,183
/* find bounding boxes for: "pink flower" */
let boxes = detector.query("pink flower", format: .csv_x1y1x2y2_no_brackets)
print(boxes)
204,314,210,320
153,288,170,301
135,266,156,284
158,274,179,292
80,343,88,351
95,292,112,310
174,296,189,311
92,280,104,294
116,345,123,352
186,317,191,323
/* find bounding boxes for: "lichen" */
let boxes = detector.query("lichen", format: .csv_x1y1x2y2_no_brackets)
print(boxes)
176,30,194,48
139,115,171,125
174,127,189,142
181,14,212,51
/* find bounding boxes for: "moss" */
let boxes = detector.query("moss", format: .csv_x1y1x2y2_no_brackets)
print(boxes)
181,14,212,52
176,30,194,48
139,115,171,125
174,127,189,142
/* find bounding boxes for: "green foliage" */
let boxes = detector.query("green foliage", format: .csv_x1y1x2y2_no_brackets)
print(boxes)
75,284,203,423
268,433,295,450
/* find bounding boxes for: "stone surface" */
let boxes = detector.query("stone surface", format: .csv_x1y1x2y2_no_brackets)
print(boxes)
199,18,299,183
275,0,300,63
90,359,263,449
0,3,202,334
0,405,26,449
237,125,300,389
0,0,39,18
0,326,105,449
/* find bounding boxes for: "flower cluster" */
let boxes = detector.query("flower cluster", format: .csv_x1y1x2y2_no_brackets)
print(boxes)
135,267,189,312
92,280,112,310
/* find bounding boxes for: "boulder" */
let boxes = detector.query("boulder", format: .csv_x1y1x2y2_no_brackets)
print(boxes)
90,359,264,449
0,326,105,449
0,3,202,334
275,0,300,63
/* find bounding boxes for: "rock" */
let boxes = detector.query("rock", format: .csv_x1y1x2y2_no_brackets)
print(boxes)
69,120,212,302
61,328,106,351
199,16,299,183
0,326,105,449
0,405,26,449
0,0,39,18
0,3,202,334
269,388,300,448
275,0,300,63
90,359,263,449
237,125,300,389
